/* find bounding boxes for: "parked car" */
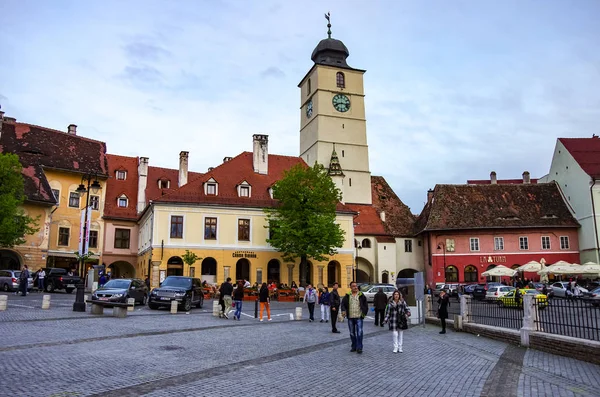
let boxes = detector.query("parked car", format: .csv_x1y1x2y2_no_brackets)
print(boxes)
532,282,554,298
472,282,502,300
91,278,148,305
359,283,394,293
463,284,478,295
498,289,548,309
433,284,459,297
0,270,33,292
42,268,81,293
148,276,204,311
485,285,515,300
551,282,589,298
363,285,396,303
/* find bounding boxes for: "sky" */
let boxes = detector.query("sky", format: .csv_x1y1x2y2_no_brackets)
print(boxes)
1,0,599,213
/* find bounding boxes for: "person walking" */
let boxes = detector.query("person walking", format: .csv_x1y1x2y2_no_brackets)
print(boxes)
384,290,410,353
232,280,244,320
330,282,341,333
303,284,318,322
319,287,331,323
19,265,30,296
341,281,369,354
219,277,234,319
437,290,450,334
37,268,45,292
259,282,272,322
373,287,388,327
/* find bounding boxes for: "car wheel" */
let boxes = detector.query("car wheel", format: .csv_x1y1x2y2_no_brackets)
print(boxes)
2,283,8,292
148,302,158,310
196,296,203,309
182,297,191,312
141,295,148,306
65,288,74,294
46,283,54,293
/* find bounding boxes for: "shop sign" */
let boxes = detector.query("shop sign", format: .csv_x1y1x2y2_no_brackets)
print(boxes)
232,251,257,258
480,255,506,263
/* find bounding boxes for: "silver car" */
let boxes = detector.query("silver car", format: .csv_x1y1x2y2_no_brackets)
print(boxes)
0,270,34,292
363,285,396,303
551,281,589,298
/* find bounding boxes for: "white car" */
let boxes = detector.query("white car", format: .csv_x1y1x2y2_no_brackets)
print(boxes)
551,282,589,298
363,285,396,303
485,286,515,300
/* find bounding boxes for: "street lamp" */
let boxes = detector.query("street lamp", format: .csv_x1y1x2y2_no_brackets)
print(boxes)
354,241,362,283
437,242,447,284
73,174,102,312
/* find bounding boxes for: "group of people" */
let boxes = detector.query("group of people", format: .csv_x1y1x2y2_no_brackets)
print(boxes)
215,278,273,322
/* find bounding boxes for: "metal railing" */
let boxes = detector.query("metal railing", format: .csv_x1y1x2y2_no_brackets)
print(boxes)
468,299,523,330
534,297,600,342
426,295,461,318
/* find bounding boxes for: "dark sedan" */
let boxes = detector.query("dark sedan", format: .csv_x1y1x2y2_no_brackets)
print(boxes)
148,276,204,311
91,279,148,305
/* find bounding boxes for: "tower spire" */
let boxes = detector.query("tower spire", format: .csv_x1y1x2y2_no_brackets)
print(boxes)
325,12,332,38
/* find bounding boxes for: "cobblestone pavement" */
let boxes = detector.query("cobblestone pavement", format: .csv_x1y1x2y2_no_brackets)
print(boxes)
0,294,598,397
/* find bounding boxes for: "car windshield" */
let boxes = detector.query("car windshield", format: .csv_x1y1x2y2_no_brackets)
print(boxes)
360,285,371,292
161,278,191,289
103,280,131,289
14,271,21,277
524,290,540,295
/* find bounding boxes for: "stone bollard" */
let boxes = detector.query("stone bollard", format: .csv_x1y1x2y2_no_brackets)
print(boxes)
212,300,220,317
127,298,135,312
295,307,302,320
170,300,178,314
41,295,51,310
0,295,7,311
84,295,89,304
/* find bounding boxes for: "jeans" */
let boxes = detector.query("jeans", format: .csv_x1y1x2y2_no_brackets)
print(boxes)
19,280,27,296
307,302,315,321
234,300,242,320
320,304,330,321
347,318,364,350
38,278,44,291
259,302,271,320
374,309,385,326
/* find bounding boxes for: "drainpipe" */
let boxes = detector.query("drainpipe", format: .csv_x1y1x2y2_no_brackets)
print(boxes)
590,178,600,264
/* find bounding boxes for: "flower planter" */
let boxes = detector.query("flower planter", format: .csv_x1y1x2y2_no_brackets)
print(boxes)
278,295,296,302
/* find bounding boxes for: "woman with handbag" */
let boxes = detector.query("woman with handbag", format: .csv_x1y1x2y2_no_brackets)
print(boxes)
384,290,410,353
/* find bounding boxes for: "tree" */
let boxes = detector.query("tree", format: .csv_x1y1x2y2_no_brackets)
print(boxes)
0,153,39,247
264,163,345,286
182,250,202,277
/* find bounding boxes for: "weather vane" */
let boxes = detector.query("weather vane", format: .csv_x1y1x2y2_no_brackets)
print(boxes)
325,12,331,38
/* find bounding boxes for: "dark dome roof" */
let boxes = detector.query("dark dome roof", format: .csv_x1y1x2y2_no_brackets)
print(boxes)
310,38,351,68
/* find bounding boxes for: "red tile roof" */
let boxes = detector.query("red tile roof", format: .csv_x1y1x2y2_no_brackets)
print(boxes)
0,120,108,205
467,179,538,185
104,154,139,220
415,182,579,233
146,166,203,203
559,137,600,178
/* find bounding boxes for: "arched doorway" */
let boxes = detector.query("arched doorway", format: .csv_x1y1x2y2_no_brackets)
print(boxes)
327,261,340,287
381,271,389,284
0,250,22,270
445,265,458,282
356,269,370,284
356,257,373,284
108,261,136,278
236,258,250,282
398,269,418,279
267,259,280,283
299,260,312,286
464,265,478,282
167,256,183,277
201,257,217,284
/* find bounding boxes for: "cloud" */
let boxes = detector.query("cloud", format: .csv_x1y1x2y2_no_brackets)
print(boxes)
120,65,163,84
124,42,171,62
260,66,285,79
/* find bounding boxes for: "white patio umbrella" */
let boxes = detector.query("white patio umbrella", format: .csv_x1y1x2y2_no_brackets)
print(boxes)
482,265,517,277
538,262,579,275
516,260,543,273
577,262,600,275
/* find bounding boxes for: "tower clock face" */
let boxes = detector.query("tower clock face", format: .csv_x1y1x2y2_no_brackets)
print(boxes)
332,94,350,112
306,99,313,118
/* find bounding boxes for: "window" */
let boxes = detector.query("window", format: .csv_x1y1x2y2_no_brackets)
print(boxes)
445,265,458,282
404,240,412,253
240,186,250,197
52,189,60,204
90,195,100,210
207,183,216,195
88,230,98,248
519,237,529,250
336,72,345,88
361,239,371,248
69,192,80,208
118,197,128,208
541,236,551,250
159,180,170,189
170,216,183,238
114,228,130,249
58,227,70,246
349,178,352,187
445,239,455,252
205,217,217,240
116,170,127,180
307,78,311,95
494,237,504,251
469,238,480,251
560,236,570,250
238,219,250,241
464,265,478,282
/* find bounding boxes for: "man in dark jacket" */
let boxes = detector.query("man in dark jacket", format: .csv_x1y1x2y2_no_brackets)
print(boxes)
330,282,341,333
373,287,388,327
219,277,234,319
19,265,30,296
341,281,369,354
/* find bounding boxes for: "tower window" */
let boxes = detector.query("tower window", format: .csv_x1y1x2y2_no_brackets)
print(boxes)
349,178,352,187
342,150,344,157
336,72,345,88
307,78,311,95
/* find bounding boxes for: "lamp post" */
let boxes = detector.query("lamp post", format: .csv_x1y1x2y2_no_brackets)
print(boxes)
437,242,447,284
73,174,102,312
354,242,362,283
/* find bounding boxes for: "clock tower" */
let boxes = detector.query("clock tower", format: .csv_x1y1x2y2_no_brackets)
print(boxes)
298,20,372,205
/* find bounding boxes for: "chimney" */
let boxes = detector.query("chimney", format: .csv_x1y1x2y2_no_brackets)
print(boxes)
523,171,531,184
137,157,149,212
490,171,497,185
427,189,434,204
252,134,269,175
179,151,189,187
67,124,77,135
208,167,214,172
223,157,233,163
380,211,386,222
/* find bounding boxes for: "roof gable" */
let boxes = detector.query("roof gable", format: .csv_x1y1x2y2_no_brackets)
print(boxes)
559,137,600,178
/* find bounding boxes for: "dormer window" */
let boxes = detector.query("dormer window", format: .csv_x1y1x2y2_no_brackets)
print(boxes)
158,180,170,189
207,183,216,195
240,186,249,197
118,195,128,208
336,72,345,88
116,170,127,180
